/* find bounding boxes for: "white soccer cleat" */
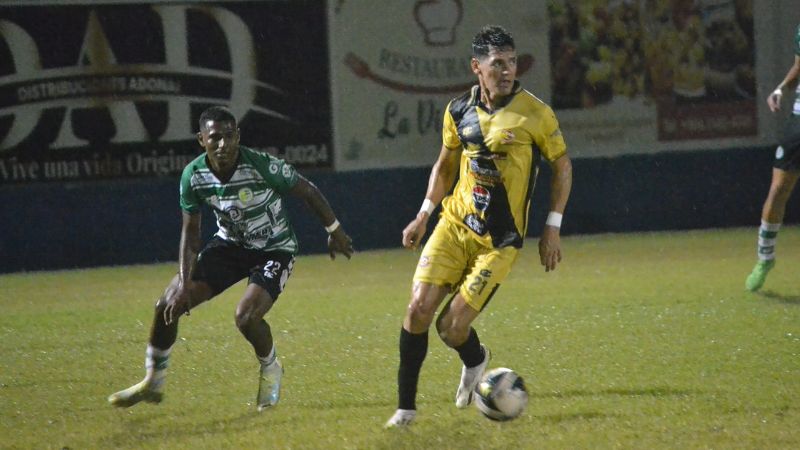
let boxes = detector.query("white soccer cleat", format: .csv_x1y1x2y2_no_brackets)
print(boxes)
257,359,283,411
108,378,163,408
384,409,416,428
455,344,491,409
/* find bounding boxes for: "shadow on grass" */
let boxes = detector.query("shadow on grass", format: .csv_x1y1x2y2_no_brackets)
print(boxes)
534,387,696,400
756,290,800,304
101,410,290,448
536,410,618,424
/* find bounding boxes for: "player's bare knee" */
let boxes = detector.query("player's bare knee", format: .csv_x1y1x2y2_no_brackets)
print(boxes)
406,297,436,328
234,308,253,330
234,304,265,331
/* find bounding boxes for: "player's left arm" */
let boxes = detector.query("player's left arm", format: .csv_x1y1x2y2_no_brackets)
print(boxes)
289,175,354,260
539,154,572,272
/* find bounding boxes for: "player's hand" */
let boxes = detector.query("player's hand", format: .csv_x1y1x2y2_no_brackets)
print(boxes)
402,214,429,250
164,283,192,325
767,89,782,113
328,227,354,260
538,225,562,272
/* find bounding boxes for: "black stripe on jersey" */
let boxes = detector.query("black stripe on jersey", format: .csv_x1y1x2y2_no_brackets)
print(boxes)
522,146,542,233
448,89,523,249
479,284,501,312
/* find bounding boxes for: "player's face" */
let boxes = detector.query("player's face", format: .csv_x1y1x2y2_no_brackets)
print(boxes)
198,119,239,172
473,46,517,99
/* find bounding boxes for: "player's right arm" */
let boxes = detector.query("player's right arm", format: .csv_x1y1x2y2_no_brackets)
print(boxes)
165,211,202,324
769,55,800,112
402,143,461,249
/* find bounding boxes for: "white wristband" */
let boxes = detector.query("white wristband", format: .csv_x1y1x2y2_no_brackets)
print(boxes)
419,198,435,216
325,219,340,234
545,211,563,228
774,88,783,96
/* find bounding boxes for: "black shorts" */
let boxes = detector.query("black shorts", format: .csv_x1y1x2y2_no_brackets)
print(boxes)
775,115,800,172
191,237,295,300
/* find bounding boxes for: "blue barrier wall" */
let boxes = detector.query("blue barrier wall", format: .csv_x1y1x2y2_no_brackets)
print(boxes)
2,146,798,273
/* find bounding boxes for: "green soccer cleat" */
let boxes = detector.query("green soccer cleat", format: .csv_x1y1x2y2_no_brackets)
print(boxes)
257,359,283,411
745,259,775,292
108,378,163,408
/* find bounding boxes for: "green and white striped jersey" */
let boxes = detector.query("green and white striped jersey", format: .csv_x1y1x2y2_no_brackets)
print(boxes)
179,146,299,254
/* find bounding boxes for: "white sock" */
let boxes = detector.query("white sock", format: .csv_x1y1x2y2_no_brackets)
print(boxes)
145,344,171,390
258,346,276,367
757,220,781,261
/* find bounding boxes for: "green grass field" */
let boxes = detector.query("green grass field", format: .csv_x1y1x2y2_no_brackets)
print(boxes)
1,227,799,449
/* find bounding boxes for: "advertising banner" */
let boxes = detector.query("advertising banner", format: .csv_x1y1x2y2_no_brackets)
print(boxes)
329,0,551,171
547,0,760,158
0,1,331,183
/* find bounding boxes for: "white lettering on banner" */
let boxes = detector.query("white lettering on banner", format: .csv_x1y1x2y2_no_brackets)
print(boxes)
0,157,40,181
0,5,286,152
53,10,148,149
126,150,197,176
258,144,330,165
0,19,42,149
377,48,471,79
0,150,194,181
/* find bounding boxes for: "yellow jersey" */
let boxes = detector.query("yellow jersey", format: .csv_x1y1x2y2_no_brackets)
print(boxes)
440,82,567,248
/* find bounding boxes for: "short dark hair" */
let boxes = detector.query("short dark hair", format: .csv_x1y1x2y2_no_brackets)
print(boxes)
199,106,237,131
471,25,515,59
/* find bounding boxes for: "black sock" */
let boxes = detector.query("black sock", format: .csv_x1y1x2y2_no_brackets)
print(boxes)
398,328,428,410
453,328,483,368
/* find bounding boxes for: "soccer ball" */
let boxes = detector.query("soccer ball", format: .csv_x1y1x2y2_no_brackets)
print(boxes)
474,367,528,421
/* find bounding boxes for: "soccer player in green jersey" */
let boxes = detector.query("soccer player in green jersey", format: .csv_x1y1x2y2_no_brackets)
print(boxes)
109,106,353,410
745,24,800,292
385,25,572,427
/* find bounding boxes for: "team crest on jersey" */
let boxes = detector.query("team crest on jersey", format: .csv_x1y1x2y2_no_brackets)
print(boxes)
226,205,244,222
269,162,279,174
776,146,784,159
499,129,515,144
418,256,430,268
472,185,491,211
238,187,254,203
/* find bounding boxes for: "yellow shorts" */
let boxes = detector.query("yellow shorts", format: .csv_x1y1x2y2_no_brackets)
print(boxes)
413,218,518,312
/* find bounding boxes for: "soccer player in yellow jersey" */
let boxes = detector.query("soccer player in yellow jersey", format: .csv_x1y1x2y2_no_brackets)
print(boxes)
386,25,573,427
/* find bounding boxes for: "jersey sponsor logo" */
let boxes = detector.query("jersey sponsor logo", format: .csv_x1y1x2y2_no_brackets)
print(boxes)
499,129,515,144
238,187,254,203
469,159,501,178
225,205,244,222
250,227,273,240
463,213,487,236
269,199,282,217
282,164,294,178
269,162,279,174
469,158,502,185
418,255,430,267
472,185,491,212
776,146,784,160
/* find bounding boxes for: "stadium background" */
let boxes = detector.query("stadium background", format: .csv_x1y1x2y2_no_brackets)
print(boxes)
1,0,799,273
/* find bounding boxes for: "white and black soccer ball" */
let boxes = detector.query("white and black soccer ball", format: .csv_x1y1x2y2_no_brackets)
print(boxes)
474,367,528,421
